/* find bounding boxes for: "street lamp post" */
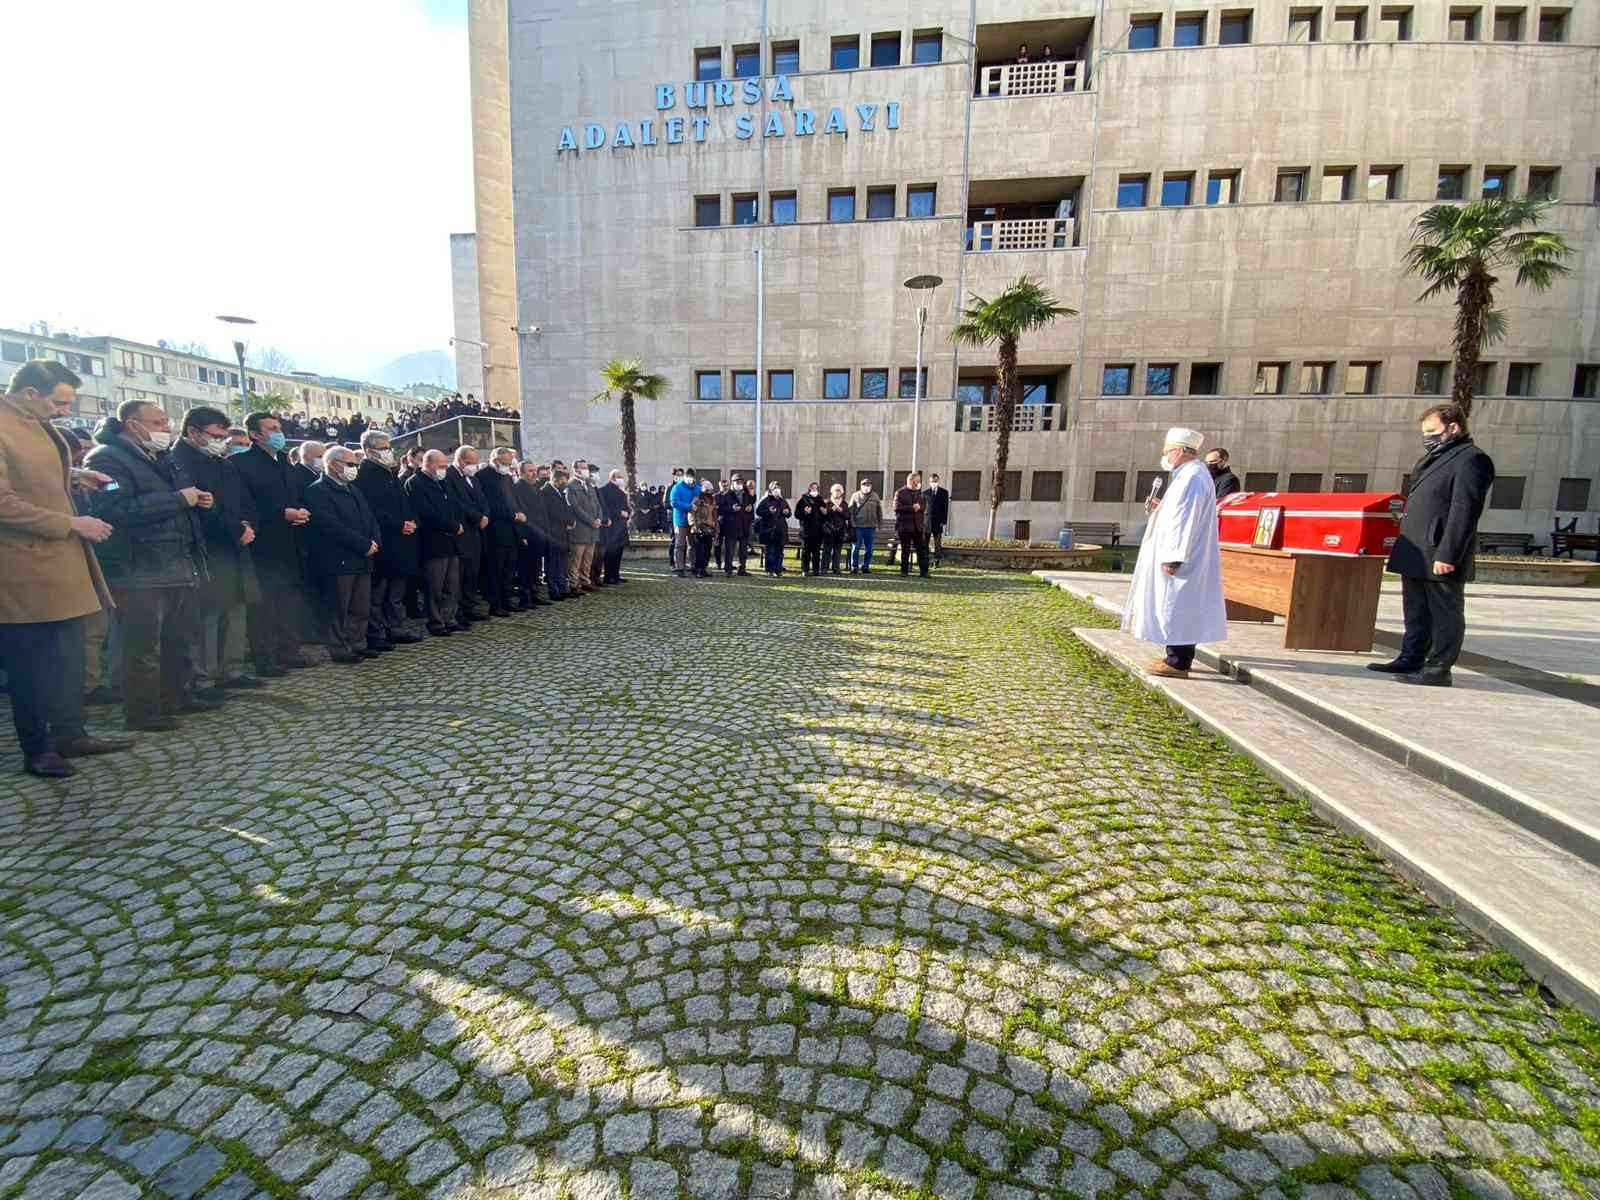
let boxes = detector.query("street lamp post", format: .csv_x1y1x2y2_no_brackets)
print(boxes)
216,314,257,420
902,274,943,474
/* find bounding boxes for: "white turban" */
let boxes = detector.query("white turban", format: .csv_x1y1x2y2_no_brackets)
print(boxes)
1164,427,1205,451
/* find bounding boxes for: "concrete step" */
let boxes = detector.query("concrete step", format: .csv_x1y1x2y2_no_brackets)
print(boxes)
1074,624,1600,1019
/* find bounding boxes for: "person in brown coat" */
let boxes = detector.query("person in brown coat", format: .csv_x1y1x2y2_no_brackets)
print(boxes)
894,471,930,578
0,361,130,777
690,480,720,578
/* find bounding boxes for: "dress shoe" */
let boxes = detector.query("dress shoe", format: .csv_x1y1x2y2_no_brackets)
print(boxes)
82,686,119,706
57,735,134,757
1145,659,1191,679
489,608,513,618
127,717,180,732
450,621,472,632
181,692,227,712
358,648,383,659
1366,658,1422,674
24,752,75,779
1399,669,1452,687
427,624,451,637
281,657,314,670
254,665,288,678
737,570,750,577
365,642,395,653
331,651,363,664
219,676,266,689
388,632,424,644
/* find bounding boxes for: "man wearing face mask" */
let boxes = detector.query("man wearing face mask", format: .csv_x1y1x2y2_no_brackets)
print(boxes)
405,449,466,634
755,482,792,576
478,447,526,616
796,482,826,576
1122,427,1227,678
293,440,326,493
663,468,685,566
445,445,491,621
564,456,603,592
86,399,214,730
535,464,579,600
303,447,381,663
1372,403,1495,687
1204,448,1240,498
848,478,882,574
513,461,552,606
171,406,261,700
668,468,698,578
922,473,951,567
232,412,312,675
354,430,423,650
585,462,608,588
598,468,633,584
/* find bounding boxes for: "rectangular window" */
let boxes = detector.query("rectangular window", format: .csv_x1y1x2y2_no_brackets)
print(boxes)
769,370,795,400
1506,362,1539,396
1475,362,1495,393
870,33,901,66
770,192,797,224
998,471,1023,502
1493,7,1524,39
1175,13,1207,43
1574,364,1600,398
1288,8,1321,40
1332,472,1370,493
951,471,981,501
1129,16,1162,48
861,368,889,398
1489,476,1526,509
772,41,801,73
1300,362,1333,394
1103,364,1134,395
898,367,928,398
1117,175,1149,208
1276,169,1307,202
732,193,758,225
1093,471,1127,503
1133,470,1166,501
1331,7,1368,39
823,369,851,399
1538,9,1567,41
1482,166,1513,199
1161,174,1194,206
1346,362,1381,394
1527,167,1559,200
1032,471,1064,501
1416,361,1448,394
733,45,761,77
695,371,722,401
1594,168,1600,203
1146,363,1177,395
1289,472,1324,492
1255,363,1288,394
0,340,26,363
1378,6,1413,38
866,187,896,219
1367,166,1402,199
912,31,943,63
732,370,757,400
1206,170,1240,204
907,184,936,217
1321,167,1353,201
831,36,860,70
695,48,722,80
1189,362,1222,394
1244,472,1279,492
1219,11,1253,43
694,195,721,227
1556,477,1592,511
828,189,856,221
1437,167,1467,200
1449,7,1480,39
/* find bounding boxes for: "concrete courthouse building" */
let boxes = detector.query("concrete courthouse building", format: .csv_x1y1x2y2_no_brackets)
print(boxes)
462,0,1600,538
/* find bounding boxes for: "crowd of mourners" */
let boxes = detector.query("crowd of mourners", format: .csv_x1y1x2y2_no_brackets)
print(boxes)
393,392,519,434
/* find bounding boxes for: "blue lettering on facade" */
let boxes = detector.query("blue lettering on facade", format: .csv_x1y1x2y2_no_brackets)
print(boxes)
584,123,606,149
763,112,784,138
655,84,675,110
886,102,900,130
742,78,761,103
855,103,877,131
665,116,685,143
613,123,635,148
735,113,755,140
684,81,707,108
640,119,658,145
794,110,815,136
713,80,735,106
691,115,710,141
769,74,793,102
557,127,578,152
823,107,846,134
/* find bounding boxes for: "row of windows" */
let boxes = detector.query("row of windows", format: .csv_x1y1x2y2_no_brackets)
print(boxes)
693,185,937,227
693,30,943,81
0,341,106,377
1486,475,1593,512
1100,359,1600,398
1115,161,1568,209
1126,3,1570,48
694,367,930,402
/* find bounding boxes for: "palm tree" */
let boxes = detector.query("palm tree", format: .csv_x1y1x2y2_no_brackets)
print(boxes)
949,276,1074,539
1402,198,1572,418
592,358,669,493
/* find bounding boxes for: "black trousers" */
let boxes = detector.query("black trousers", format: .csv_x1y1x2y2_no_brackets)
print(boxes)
603,541,625,582
801,532,823,574
485,540,517,611
249,563,302,668
0,617,87,757
1166,644,1197,670
368,573,406,644
116,586,196,723
517,538,545,603
899,532,928,576
692,532,713,575
1399,573,1467,671
723,536,749,574
457,530,485,614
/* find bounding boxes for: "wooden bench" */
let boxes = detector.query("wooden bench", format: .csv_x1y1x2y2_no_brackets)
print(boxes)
1476,531,1537,556
1064,520,1121,547
1551,519,1600,560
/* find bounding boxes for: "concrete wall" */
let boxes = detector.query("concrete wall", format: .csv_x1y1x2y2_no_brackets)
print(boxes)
450,232,486,399
469,0,521,412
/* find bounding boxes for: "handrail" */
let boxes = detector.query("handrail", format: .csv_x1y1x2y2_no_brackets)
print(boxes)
979,60,1084,96
968,217,1076,252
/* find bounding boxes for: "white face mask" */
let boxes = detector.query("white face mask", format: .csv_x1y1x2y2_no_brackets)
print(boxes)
144,428,173,451
431,467,448,481
463,462,480,476
496,463,514,476
203,435,229,458
1158,453,1177,471
373,449,395,466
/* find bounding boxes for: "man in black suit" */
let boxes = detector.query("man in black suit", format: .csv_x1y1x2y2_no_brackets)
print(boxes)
513,462,551,607
302,447,381,663
445,446,490,621
598,468,633,584
404,450,465,635
292,440,325,493
1205,448,1241,498
1370,402,1495,687
230,412,312,674
477,447,525,616
536,465,578,600
353,431,423,650
922,473,951,566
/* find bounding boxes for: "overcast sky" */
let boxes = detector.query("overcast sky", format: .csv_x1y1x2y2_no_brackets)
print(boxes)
3,0,473,381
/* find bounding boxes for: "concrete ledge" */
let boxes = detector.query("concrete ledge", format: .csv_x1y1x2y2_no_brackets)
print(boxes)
1074,625,1600,1019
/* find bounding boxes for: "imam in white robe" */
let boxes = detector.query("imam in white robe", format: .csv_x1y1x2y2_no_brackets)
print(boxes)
1122,458,1228,647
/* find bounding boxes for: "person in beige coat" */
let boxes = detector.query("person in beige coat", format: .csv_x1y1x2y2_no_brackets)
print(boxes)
0,361,130,777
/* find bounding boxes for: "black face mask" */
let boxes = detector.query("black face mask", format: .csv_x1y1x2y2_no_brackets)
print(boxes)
1207,463,1226,477
1422,433,1445,452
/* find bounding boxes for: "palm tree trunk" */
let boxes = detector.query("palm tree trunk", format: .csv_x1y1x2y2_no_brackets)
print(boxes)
620,391,638,492
987,336,1019,540
1452,270,1490,418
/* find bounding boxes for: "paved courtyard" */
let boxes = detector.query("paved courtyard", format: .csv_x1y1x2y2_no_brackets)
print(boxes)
2,565,1598,1200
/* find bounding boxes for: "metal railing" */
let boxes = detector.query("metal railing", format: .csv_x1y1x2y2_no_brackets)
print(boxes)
958,402,1062,433
979,59,1085,97
968,217,1076,252
389,415,522,455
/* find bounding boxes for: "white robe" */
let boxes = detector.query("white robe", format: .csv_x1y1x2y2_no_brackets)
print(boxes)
1122,458,1229,647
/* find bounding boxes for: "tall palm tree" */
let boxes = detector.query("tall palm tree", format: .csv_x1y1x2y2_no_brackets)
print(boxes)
592,358,669,493
949,276,1074,539
1402,198,1572,418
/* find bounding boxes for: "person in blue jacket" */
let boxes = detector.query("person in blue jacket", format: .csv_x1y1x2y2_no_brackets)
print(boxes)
668,468,698,578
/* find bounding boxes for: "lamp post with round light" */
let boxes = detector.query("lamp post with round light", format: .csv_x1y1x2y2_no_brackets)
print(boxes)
902,274,943,474
216,314,257,420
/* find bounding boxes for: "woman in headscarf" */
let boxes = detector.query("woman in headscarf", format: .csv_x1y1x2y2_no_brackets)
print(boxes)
754,481,792,576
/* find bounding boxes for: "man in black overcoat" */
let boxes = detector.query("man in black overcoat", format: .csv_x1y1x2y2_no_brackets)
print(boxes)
353,431,423,650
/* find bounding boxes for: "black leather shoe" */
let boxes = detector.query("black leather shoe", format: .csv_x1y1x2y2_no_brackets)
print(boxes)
281,657,314,670
24,752,75,778
332,651,363,664
127,717,180,732
1366,658,1422,674
1400,669,1453,687
57,735,134,757
427,624,451,637
450,621,472,632
219,676,266,689
388,632,424,644
365,642,395,654
254,665,288,678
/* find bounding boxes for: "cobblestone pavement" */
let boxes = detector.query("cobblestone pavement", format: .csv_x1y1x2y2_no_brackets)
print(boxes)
3,563,1599,1200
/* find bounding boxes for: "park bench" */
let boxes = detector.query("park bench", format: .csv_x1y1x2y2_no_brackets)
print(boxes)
1063,520,1121,547
1476,531,1537,556
1551,518,1600,560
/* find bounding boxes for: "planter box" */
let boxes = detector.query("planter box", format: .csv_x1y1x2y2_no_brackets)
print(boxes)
1474,557,1600,587
942,544,1104,571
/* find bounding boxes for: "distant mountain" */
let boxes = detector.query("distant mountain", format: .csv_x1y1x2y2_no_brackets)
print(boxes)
372,349,455,390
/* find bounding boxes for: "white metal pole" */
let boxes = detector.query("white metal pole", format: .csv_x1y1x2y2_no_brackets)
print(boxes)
754,245,765,491
912,305,926,473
